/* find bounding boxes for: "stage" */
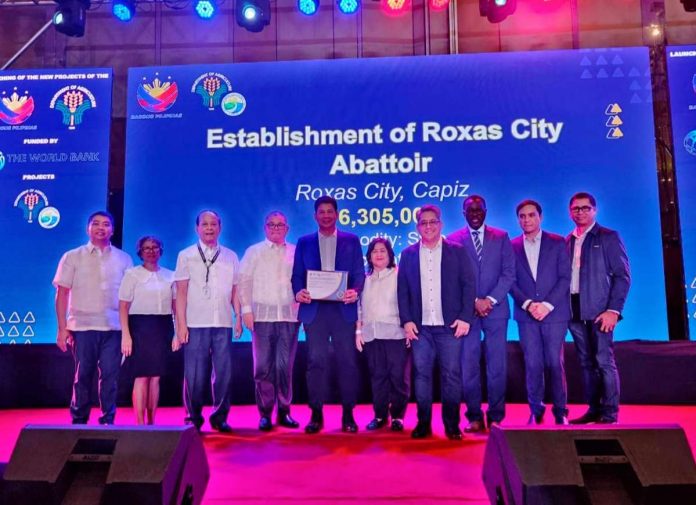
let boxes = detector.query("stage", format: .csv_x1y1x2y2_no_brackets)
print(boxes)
2,404,696,504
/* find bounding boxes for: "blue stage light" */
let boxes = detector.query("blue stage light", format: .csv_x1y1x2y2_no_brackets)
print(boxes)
195,0,217,19
112,0,135,21
337,0,358,14
298,0,319,15
236,0,271,32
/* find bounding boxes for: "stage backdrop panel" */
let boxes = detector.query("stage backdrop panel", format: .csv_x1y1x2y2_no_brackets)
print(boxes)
123,48,666,341
0,69,113,344
667,45,696,340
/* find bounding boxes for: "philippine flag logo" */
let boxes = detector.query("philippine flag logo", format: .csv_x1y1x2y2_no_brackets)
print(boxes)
137,74,178,113
0,88,35,125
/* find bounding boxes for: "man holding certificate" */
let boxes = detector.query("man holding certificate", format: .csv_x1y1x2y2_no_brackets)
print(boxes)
292,196,366,434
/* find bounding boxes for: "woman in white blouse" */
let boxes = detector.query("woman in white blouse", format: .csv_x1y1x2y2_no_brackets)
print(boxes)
356,238,410,431
119,236,179,424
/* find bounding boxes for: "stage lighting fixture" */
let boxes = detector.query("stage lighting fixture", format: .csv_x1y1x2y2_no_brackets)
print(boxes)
381,0,410,16
681,0,696,12
337,0,359,14
53,0,90,37
112,0,136,21
298,0,319,15
195,0,217,19
479,0,515,23
429,0,449,11
236,0,271,32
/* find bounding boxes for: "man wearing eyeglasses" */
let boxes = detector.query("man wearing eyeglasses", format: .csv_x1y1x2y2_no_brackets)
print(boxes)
174,210,241,433
398,204,476,440
448,195,515,433
239,211,300,432
566,192,630,425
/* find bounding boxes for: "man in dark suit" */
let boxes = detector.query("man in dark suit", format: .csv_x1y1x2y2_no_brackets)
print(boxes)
566,192,630,424
510,200,571,426
448,195,515,432
292,196,365,434
398,204,475,440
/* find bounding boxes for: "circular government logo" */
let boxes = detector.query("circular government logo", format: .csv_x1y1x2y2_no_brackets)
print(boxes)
685,130,696,157
0,88,35,125
137,74,178,113
0,151,5,171
221,92,246,117
38,206,61,229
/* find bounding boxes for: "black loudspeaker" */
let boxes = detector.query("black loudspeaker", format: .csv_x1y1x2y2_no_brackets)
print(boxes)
0,425,209,505
482,425,696,505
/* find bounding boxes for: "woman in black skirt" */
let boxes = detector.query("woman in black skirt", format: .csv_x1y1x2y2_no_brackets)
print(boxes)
119,235,179,424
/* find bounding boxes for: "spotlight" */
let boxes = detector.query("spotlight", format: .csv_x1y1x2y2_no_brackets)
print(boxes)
381,0,410,16
112,0,135,21
298,0,319,15
479,0,515,23
195,0,217,19
429,0,448,11
236,0,271,32
53,0,90,37
337,0,358,14
681,0,696,12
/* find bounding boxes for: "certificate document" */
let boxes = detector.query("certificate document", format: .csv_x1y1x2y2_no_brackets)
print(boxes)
307,270,348,301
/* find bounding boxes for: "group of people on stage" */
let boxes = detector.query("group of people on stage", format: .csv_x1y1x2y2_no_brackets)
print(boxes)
53,191,630,440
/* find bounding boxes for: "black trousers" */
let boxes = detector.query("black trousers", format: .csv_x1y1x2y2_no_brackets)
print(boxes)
252,321,300,417
304,303,358,414
364,338,410,420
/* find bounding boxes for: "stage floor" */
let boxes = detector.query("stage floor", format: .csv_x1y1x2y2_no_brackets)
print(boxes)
2,404,696,504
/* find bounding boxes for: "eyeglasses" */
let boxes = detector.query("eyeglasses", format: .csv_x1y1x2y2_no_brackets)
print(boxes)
266,223,287,230
142,246,161,252
418,219,441,227
570,206,594,214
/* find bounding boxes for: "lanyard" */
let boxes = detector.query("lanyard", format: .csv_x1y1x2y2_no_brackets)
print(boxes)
197,244,220,285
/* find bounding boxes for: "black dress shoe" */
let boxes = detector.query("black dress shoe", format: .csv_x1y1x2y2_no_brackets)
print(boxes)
391,419,404,432
342,418,359,433
210,421,232,433
597,417,618,424
445,428,463,441
555,416,569,425
305,418,323,434
259,416,273,432
185,419,203,432
464,420,485,433
411,423,432,439
366,418,388,431
527,414,544,425
569,411,601,425
277,413,300,428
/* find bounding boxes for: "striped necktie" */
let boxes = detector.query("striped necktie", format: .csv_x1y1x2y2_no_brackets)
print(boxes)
472,230,483,262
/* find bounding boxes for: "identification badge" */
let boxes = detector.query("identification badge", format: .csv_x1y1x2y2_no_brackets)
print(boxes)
202,285,211,299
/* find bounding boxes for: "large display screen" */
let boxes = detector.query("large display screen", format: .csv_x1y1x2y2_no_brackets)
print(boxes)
667,45,696,339
0,68,113,344
124,48,666,341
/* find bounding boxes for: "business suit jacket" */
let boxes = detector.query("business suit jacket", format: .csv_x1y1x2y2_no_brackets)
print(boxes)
291,230,365,325
397,239,476,330
510,231,571,324
566,223,631,321
447,225,515,320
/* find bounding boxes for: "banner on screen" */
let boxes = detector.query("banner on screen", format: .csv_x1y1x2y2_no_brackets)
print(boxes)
667,45,696,339
0,69,112,344
124,49,666,341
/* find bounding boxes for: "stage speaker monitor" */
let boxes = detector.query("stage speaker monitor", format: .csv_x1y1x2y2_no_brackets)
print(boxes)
0,424,209,505
482,424,696,505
